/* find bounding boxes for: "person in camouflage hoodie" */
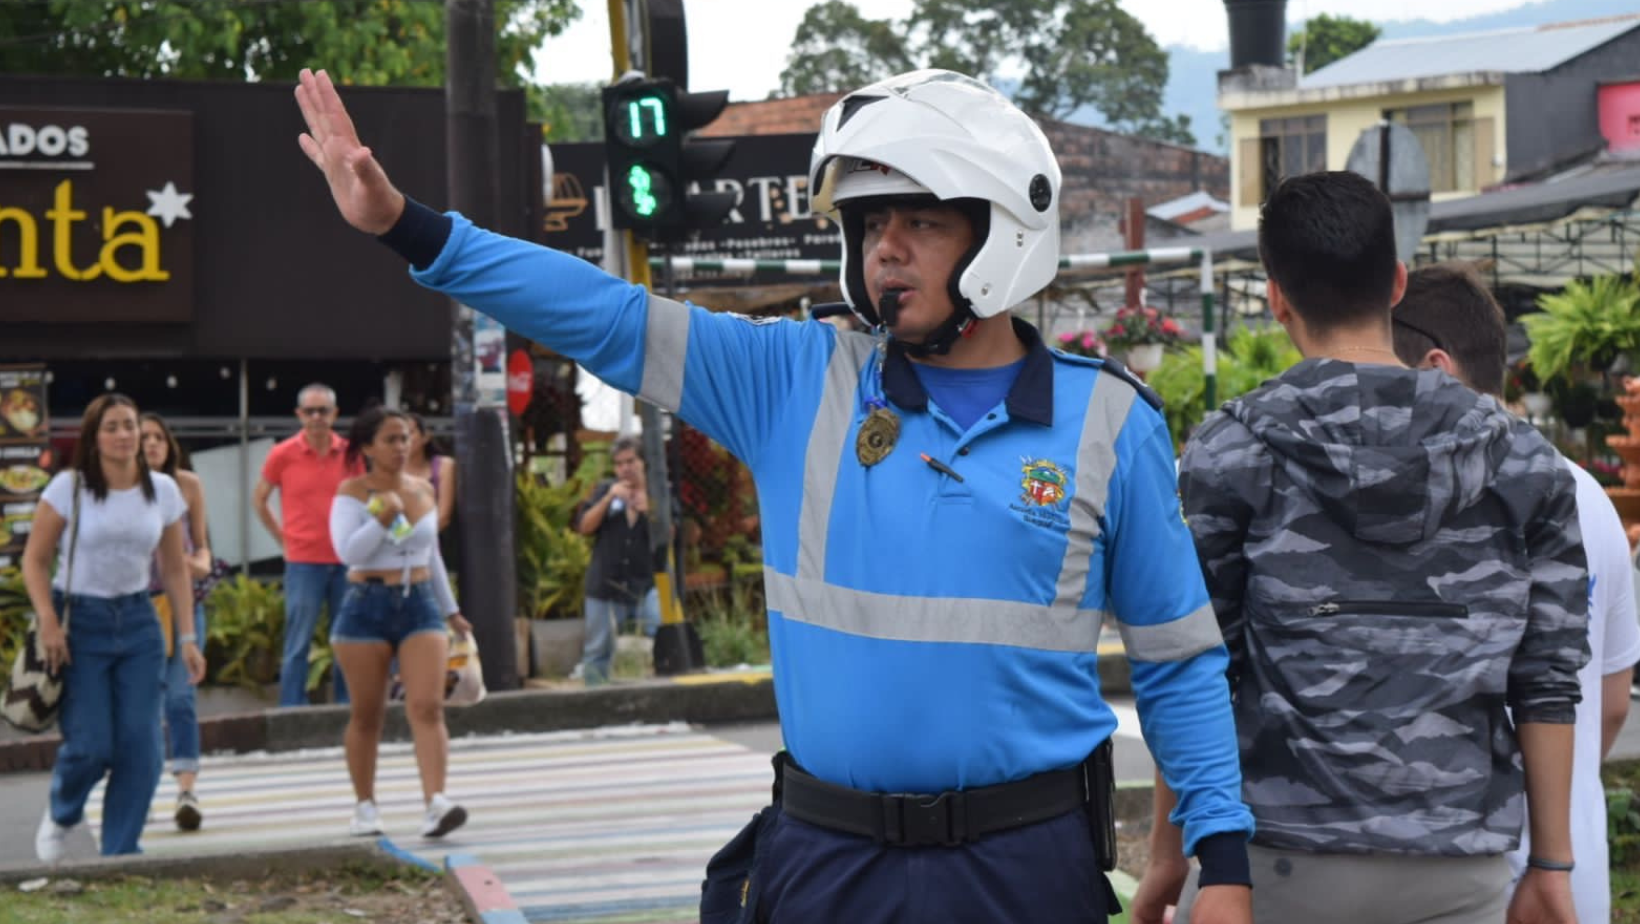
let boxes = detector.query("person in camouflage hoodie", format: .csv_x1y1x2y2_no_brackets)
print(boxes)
1132,172,1588,924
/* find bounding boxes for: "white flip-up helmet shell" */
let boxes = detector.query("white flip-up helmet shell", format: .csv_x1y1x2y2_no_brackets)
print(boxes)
810,69,1062,322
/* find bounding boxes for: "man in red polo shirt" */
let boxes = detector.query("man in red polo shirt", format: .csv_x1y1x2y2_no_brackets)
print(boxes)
254,383,360,706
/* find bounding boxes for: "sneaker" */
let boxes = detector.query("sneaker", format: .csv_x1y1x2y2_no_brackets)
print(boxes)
35,809,71,863
348,799,385,837
419,793,467,838
175,791,202,832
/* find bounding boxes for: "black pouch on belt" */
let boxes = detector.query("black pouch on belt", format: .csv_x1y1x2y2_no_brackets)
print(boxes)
700,752,786,924
1087,737,1117,872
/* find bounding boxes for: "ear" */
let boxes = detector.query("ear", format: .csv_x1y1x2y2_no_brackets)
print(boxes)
1389,260,1409,309
1424,348,1459,379
1267,277,1292,326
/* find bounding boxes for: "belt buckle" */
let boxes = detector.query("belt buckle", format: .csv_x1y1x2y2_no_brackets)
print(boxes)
885,791,968,847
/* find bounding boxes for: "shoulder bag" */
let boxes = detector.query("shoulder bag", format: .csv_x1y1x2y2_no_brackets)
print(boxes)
2,473,82,732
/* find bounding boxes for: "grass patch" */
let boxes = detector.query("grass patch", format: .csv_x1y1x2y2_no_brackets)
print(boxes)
6,863,461,924
1604,759,1640,921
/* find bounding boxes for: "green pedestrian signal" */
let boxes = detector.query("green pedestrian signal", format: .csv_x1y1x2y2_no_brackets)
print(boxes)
629,164,657,217
602,75,737,241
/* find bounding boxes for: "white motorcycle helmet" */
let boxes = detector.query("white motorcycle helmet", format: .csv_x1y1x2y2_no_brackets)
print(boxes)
809,70,1062,336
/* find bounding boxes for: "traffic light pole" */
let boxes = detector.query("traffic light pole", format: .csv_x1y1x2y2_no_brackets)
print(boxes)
447,0,518,688
608,0,697,673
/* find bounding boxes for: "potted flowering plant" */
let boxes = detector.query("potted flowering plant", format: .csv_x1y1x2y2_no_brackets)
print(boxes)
1101,305,1184,372
1054,329,1106,358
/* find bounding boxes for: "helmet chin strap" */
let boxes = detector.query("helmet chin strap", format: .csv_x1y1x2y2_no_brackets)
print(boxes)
880,289,978,358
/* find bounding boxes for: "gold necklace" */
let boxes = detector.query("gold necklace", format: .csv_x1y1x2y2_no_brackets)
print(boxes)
1328,345,1400,361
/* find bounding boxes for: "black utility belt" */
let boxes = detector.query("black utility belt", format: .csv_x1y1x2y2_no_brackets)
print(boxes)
778,748,1109,849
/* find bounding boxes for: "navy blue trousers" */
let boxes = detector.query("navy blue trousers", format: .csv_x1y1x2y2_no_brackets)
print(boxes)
703,805,1122,924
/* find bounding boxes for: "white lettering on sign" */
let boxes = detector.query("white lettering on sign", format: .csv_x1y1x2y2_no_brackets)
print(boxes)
0,123,90,159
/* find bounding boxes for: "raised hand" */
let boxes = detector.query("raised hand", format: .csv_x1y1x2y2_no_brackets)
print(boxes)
294,67,406,235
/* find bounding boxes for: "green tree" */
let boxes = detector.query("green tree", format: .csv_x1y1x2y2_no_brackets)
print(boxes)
534,82,606,143
778,0,914,97
0,0,580,122
1287,13,1381,75
779,0,1192,145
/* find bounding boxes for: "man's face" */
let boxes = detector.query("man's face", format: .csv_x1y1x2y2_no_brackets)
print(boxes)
612,448,644,486
860,202,975,341
296,390,337,435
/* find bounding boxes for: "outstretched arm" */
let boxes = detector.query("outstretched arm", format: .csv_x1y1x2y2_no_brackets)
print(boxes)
294,67,406,236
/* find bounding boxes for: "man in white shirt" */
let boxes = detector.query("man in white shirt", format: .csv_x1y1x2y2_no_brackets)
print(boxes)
1392,262,1640,922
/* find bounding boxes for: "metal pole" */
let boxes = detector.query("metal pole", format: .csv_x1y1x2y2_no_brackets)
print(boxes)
645,242,682,629
447,0,519,689
1201,250,1217,412
238,357,250,573
612,0,697,672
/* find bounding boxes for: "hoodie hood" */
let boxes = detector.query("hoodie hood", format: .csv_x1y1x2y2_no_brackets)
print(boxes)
1227,358,1515,546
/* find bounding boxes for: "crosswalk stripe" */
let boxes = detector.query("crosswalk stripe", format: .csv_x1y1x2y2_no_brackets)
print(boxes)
82,707,1151,923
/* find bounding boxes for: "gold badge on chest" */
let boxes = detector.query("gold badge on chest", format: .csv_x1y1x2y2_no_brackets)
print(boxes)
856,405,900,467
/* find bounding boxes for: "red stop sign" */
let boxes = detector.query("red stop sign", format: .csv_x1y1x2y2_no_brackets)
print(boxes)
506,349,534,416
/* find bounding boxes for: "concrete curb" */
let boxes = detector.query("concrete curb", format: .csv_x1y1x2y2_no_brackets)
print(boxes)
0,837,512,924
0,673,780,774
0,839,409,886
1,652,1134,775
445,853,529,924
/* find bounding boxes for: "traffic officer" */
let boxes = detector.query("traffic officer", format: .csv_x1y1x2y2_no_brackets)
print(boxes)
294,65,1253,924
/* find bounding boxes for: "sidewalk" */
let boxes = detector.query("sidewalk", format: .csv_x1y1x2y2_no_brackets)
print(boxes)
0,639,1136,774
0,668,781,774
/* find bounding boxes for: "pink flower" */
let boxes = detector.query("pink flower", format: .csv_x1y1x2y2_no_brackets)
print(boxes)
1081,333,1097,349
1058,331,1075,344
1161,319,1180,335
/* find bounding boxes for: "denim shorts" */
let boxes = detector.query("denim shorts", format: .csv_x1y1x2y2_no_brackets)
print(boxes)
331,580,446,647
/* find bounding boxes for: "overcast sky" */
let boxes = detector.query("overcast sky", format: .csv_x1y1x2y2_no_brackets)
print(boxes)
532,0,1547,100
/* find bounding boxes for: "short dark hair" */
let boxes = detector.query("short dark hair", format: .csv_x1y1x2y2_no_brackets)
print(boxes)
611,435,643,459
1257,172,1399,331
1390,263,1508,397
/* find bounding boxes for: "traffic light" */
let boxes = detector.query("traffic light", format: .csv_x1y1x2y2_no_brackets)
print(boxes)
602,76,737,242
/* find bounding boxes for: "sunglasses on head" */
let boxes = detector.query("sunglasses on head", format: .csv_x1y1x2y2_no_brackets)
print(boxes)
298,406,334,417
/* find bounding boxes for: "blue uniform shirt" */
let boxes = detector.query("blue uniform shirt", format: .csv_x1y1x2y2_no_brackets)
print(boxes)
396,207,1253,857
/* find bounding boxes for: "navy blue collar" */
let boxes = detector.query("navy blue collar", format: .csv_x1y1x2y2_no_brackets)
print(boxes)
882,317,1054,426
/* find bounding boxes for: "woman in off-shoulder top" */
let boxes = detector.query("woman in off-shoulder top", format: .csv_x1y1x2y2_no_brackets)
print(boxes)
327,403,472,841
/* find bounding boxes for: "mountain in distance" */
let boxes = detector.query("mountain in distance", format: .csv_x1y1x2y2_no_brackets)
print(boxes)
1151,0,1637,154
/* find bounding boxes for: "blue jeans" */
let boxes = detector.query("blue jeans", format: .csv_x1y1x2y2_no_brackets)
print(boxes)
581,588,660,686
279,562,350,707
49,591,165,856
161,602,207,775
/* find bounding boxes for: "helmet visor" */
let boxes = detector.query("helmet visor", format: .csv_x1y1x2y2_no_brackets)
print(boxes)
831,157,931,204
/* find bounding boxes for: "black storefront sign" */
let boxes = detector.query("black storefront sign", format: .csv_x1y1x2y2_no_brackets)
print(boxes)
543,133,842,285
0,364,49,568
0,107,195,325
0,77,535,361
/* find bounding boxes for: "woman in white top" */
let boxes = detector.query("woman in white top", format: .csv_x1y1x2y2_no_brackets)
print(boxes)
329,404,472,839
24,394,206,861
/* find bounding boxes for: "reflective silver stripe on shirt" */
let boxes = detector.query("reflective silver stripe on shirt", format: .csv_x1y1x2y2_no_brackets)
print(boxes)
1116,602,1224,662
639,295,691,412
1051,372,1136,613
796,333,876,583
765,568,1106,653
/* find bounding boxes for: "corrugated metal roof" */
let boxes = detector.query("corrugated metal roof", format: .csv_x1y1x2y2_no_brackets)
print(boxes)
1301,15,1640,90
1183,161,1640,258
